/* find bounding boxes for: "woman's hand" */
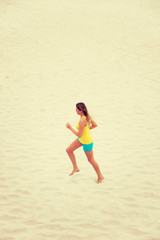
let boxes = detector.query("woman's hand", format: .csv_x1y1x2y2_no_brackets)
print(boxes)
66,122,81,138
89,119,98,129
66,122,71,130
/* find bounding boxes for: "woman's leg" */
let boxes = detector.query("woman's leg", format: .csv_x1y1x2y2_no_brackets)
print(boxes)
66,139,82,175
85,150,104,183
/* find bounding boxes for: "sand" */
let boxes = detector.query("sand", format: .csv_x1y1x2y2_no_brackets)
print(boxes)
0,0,160,239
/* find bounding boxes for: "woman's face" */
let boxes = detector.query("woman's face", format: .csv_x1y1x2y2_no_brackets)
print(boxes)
76,107,81,115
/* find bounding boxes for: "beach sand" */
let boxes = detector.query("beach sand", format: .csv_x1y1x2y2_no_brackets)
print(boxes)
0,0,160,239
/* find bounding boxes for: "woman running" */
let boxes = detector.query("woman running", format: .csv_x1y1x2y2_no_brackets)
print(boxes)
66,102,104,183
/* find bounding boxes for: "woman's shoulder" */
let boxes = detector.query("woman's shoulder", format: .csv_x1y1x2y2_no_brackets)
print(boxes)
80,117,86,122
79,117,87,125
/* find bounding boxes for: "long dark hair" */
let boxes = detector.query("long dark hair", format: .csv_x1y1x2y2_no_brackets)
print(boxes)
76,102,91,124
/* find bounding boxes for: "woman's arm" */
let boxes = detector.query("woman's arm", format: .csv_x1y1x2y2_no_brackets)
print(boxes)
89,119,98,129
66,119,86,138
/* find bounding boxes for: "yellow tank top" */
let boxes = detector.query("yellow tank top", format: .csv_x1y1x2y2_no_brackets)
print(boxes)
76,116,93,144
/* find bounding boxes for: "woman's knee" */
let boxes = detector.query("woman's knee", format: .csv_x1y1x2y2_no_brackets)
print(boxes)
66,147,69,154
66,147,72,154
86,156,94,164
87,156,96,166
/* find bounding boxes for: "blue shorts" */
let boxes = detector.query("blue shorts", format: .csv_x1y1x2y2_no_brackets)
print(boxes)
77,138,93,152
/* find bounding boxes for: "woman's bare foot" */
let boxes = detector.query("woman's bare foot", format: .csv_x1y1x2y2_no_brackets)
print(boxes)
97,176,104,184
69,169,80,176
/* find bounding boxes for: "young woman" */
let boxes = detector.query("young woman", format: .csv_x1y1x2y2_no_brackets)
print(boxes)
66,102,104,183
